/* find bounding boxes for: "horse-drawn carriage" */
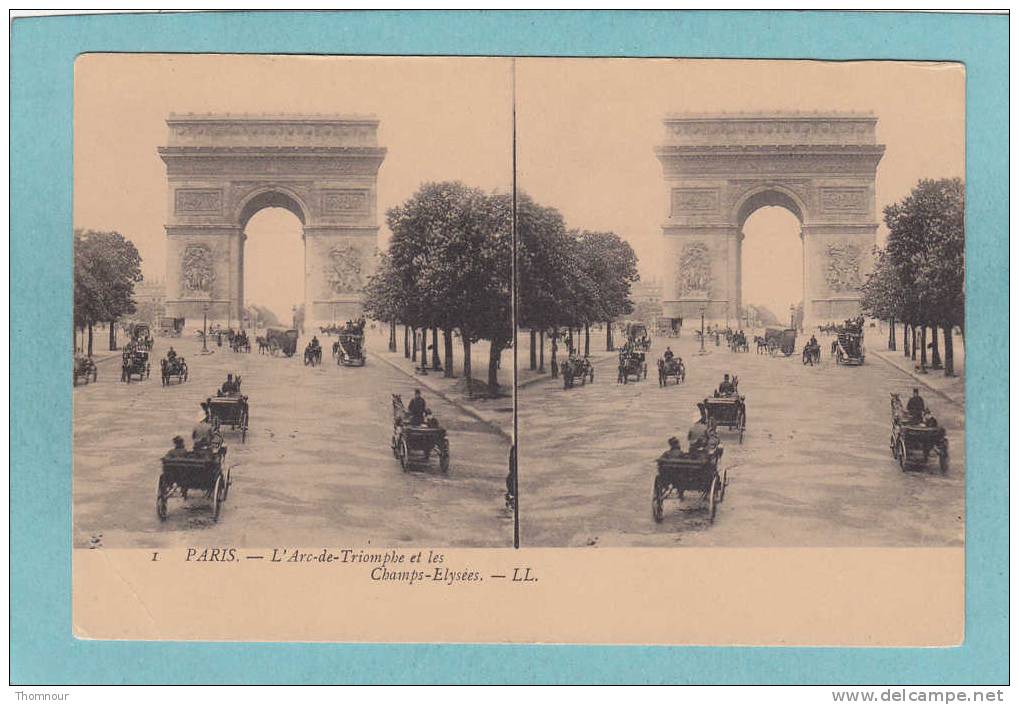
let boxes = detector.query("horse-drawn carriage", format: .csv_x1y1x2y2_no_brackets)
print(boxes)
390,394,450,473
705,380,746,443
562,356,594,389
652,447,728,524
207,393,249,443
834,329,865,365
617,349,648,384
802,338,822,366
729,330,750,353
334,332,366,366
155,316,185,338
657,355,685,386
128,323,153,351
73,355,98,386
889,394,948,473
160,355,188,385
625,322,651,352
764,327,797,357
265,328,299,357
230,330,251,353
157,446,231,522
121,349,150,383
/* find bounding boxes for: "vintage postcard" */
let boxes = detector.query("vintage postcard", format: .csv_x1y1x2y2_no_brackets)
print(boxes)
72,54,965,645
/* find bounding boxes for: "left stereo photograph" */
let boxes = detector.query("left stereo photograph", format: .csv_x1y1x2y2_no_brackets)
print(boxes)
72,54,517,551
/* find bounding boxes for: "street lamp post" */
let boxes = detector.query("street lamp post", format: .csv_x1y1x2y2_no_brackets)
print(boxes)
202,303,210,353
789,304,796,330
699,308,706,354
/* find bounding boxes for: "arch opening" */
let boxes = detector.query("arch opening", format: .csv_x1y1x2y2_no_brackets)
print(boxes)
242,207,305,330
739,203,804,330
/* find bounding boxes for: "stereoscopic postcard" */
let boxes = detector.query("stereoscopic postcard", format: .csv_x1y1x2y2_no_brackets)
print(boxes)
68,52,966,646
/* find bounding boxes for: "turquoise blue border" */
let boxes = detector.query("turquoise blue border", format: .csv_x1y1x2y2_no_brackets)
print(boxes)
11,11,1007,684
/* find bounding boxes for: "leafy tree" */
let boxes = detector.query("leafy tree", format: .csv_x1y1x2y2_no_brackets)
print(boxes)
73,229,143,355
576,230,639,351
883,178,965,376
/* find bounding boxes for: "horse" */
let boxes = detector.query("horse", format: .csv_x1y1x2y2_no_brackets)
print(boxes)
303,342,322,367
754,336,768,354
657,356,685,386
256,336,270,354
802,342,821,366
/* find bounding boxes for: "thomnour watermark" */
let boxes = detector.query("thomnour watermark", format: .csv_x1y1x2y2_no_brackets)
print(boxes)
13,693,70,702
832,690,1006,703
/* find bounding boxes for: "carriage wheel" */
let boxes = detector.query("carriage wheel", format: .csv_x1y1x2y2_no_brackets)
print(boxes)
156,477,169,521
890,434,898,459
738,413,745,444
211,475,223,522
708,475,719,523
939,440,949,474
391,434,400,458
399,437,410,471
720,469,728,502
658,370,664,387
589,368,594,383
651,476,665,523
222,467,231,501
897,439,908,471
183,368,188,383
439,440,450,474
643,364,648,379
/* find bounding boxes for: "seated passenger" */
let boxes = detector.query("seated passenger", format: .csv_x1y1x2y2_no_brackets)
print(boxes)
660,436,685,460
166,435,189,458
717,373,736,397
687,403,713,455
663,347,674,362
167,347,177,362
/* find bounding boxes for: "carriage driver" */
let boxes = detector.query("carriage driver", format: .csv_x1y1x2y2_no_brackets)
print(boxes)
167,346,177,362
408,389,429,426
687,402,718,455
218,373,241,396
663,346,675,362
192,402,217,453
906,388,928,424
717,374,736,397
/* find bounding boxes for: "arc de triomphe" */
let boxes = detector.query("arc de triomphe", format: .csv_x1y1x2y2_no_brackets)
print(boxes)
655,112,885,329
159,113,387,328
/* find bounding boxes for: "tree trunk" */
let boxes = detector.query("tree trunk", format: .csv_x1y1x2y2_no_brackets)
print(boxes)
488,342,502,395
930,325,942,369
108,319,117,351
606,320,614,351
403,325,410,358
584,323,590,357
411,326,418,362
903,322,910,358
918,325,927,372
87,322,94,357
550,327,559,378
887,317,896,351
388,320,397,352
529,329,536,370
942,324,955,377
431,327,441,370
461,333,473,382
538,330,545,372
443,328,455,378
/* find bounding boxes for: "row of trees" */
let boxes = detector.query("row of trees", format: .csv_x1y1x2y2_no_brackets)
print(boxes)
362,182,639,396
861,178,964,376
363,182,512,396
74,229,143,356
517,194,638,377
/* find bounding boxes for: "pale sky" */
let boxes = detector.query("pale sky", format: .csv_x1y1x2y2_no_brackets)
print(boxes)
516,58,965,315
75,56,963,319
74,54,513,320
